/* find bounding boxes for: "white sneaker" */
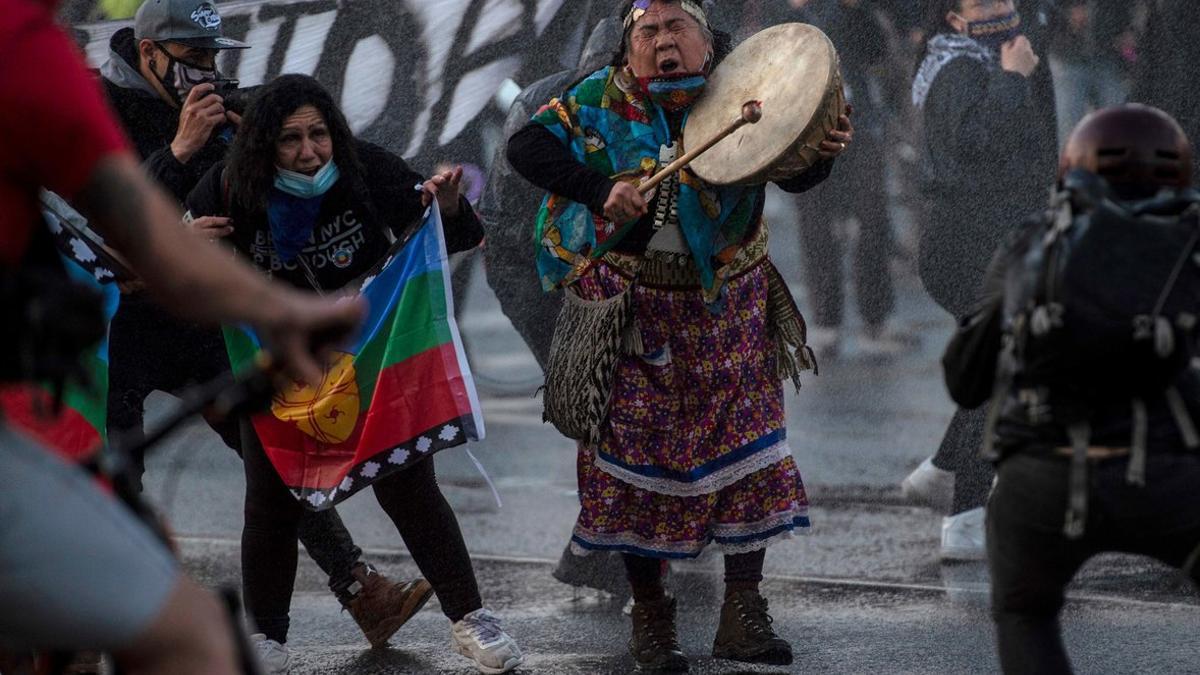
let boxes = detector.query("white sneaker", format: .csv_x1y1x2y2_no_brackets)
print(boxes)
807,325,841,361
859,322,920,357
901,457,955,513
249,633,291,674
451,608,524,674
940,507,987,562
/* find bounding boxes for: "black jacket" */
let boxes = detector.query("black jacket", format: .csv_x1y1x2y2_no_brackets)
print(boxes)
943,212,1200,460
185,141,482,293
99,27,231,204
1134,0,1200,181
1048,0,1135,67
916,9,1058,316
920,57,1056,218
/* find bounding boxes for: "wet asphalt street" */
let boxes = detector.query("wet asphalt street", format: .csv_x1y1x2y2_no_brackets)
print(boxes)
142,189,1200,672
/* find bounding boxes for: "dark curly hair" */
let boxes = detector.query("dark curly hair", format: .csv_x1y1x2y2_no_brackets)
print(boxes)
225,74,364,212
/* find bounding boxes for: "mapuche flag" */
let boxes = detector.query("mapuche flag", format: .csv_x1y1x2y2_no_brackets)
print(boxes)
0,194,121,462
224,203,485,510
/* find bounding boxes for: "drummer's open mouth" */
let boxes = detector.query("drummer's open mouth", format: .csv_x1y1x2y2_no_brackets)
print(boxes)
659,58,680,73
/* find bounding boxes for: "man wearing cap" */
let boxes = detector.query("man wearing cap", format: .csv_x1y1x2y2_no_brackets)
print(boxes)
100,0,248,203
98,2,432,665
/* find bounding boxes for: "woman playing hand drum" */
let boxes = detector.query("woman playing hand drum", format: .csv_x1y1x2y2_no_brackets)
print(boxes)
507,1,852,670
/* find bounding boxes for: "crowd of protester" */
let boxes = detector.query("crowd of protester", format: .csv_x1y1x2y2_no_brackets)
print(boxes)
3,0,1198,673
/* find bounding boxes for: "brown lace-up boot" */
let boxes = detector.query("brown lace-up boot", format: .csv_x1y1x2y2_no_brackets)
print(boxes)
712,590,793,665
629,595,689,672
344,564,434,648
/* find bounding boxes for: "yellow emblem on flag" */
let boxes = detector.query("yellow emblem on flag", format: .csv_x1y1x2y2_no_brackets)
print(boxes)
271,352,360,444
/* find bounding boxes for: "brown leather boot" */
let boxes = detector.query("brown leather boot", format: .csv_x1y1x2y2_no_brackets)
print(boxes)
712,590,793,665
344,564,434,648
629,595,689,672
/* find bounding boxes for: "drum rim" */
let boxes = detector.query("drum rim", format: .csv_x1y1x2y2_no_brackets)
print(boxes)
684,22,840,186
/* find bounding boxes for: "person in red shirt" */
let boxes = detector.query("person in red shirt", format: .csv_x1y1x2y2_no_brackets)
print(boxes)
0,1,363,672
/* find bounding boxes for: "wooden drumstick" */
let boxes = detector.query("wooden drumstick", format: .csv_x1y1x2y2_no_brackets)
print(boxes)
637,100,763,195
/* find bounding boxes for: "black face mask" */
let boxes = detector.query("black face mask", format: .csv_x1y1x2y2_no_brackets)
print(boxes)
957,10,1023,50
152,43,218,105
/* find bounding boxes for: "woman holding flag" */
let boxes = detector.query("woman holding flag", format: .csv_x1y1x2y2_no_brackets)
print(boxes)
184,74,523,675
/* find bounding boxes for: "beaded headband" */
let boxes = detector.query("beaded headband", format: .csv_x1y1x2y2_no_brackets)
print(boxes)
623,0,709,31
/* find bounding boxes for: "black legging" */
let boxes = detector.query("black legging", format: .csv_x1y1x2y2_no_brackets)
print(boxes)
622,549,765,600
106,297,237,488
932,407,994,515
241,423,482,642
919,202,1000,514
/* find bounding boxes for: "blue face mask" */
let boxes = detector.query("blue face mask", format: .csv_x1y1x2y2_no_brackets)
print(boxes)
637,73,708,113
274,161,340,199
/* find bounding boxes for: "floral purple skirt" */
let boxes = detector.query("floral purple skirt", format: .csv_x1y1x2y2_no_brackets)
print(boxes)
569,258,810,559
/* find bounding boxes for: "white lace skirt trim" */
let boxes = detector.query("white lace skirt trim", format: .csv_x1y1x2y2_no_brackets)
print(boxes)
592,440,793,497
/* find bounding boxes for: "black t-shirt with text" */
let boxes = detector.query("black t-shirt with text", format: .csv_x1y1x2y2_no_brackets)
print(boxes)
186,140,482,292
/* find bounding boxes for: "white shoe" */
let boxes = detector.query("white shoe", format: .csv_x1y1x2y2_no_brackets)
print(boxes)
807,325,841,361
451,608,524,674
859,323,920,357
901,457,955,513
249,633,291,674
940,507,987,562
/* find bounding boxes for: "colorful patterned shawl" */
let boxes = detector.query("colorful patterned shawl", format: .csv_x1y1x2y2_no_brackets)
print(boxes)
531,66,760,302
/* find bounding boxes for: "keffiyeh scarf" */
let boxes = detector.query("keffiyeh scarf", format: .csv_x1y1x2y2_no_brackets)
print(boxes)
912,33,997,111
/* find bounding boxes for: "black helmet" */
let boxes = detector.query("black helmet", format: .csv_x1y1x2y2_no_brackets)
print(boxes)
1060,104,1193,198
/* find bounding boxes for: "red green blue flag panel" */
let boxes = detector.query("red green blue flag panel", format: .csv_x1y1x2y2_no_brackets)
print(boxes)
224,205,485,510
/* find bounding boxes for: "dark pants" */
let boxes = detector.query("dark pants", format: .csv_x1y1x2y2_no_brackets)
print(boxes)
932,407,994,514
917,209,998,515
988,453,1200,674
622,550,765,593
106,297,239,483
107,297,363,602
241,425,482,642
796,131,895,329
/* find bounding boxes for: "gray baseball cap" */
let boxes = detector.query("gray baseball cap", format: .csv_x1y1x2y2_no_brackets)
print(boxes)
134,0,249,50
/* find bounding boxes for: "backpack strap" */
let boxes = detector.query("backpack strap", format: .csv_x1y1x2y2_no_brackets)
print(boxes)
980,334,1015,462
1064,421,1091,539
1165,386,1200,449
1128,398,1148,487
1183,539,1200,585
221,167,232,215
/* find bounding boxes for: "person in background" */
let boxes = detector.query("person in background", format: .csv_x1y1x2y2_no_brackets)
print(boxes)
479,14,642,602
508,0,851,669
0,0,361,670
1134,0,1200,182
98,0,421,653
185,74,524,675
787,0,913,359
943,104,1200,674
1047,0,1135,145
902,0,1058,561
